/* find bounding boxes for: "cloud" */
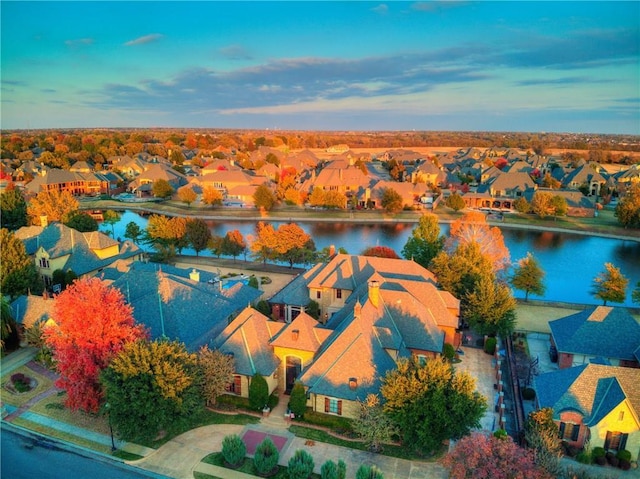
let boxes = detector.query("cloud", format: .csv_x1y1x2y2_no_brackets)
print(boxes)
410,2,468,12
41,88,57,93
218,44,252,60
371,4,388,15
124,34,164,46
515,76,610,87
65,38,94,47
2,80,28,87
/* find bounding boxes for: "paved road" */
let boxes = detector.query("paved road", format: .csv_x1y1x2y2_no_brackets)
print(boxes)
1,424,167,479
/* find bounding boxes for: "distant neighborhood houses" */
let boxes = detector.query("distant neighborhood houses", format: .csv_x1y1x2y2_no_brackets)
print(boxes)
2,144,638,216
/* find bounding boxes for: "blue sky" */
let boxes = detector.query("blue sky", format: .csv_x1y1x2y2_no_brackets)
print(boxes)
2,1,639,133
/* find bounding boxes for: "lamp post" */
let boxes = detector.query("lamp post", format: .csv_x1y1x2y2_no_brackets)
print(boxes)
105,402,116,452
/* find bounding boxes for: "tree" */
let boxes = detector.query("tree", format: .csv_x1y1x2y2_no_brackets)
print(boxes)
0,187,28,230
380,358,486,454
102,210,120,237
355,465,384,479
202,186,223,207
63,210,98,232
323,190,347,209
221,434,246,468
464,276,516,336
514,196,530,214
44,277,146,413
288,449,315,479
152,179,174,199
289,381,307,418
550,195,568,219
525,408,563,477
615,183,640,229
253,184,276,211
208,234,224,258
445,192,465,211
1,297,18,351
511,253,546,301
146,214,188,259
380,188,403,214
431,242,495,299
124,221,143,244
443,432,551,479
447,211,510,272
198,346,235,407
0,228,41,298
249,373,269,411
308,188,326,207
321,460,347,479
185,219,211,256
253,437,279,476
27,190,79,225
222,229,247,262
249,222,278,266
401,213,444,268
592,262,628,305
361,246,399,259
101,339,203,442
352,394,397,453
274,223,315,268
530,192,554,219
178,186,197,207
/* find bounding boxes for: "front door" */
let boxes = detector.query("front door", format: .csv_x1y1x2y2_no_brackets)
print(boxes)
285,356,301,394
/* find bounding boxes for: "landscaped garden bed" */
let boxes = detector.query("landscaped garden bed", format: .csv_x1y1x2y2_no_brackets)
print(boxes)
1,367,53,407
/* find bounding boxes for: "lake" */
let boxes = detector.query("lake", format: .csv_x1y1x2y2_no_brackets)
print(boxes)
106,211,640,308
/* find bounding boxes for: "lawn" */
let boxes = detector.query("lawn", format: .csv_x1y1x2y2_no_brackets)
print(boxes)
0,366,54,407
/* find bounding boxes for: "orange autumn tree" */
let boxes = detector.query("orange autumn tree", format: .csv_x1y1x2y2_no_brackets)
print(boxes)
44,277,147,413
446,211,510,272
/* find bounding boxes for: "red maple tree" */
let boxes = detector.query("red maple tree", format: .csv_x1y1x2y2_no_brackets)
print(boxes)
44,277,147,413
361,245,400,259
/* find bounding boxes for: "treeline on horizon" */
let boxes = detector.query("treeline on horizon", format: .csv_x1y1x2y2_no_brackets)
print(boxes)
3,129,639,164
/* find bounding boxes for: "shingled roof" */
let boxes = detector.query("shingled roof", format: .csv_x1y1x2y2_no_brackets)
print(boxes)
535,364,640,426
549,307,640,361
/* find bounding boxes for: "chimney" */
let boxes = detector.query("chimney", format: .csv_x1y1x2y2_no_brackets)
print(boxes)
189,269,200,282
354,300,361,319
40,215,48,227
368,280,380,308
349,377,358,390
291,329,299,341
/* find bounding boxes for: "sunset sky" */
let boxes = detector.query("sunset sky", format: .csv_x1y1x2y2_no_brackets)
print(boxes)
2,1,639,133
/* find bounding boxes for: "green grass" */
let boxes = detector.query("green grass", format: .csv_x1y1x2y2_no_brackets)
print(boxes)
113,450,144,461
0,366,54,407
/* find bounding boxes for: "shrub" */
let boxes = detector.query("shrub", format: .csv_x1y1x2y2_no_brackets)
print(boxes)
484,337,497,355
287,449,315,479
616,449,631,462
301,410,354,433
267,391,279,410
249,374,269,411
592,447,606,465
576,451,592,464
443,343,456,361
320,459,346,479
564,444,581,457
521,388,536,400
356,465,384,479
619,459,631,470
607,454,619,467
248,276,259,289
289,381,307,418
221,434,246,467
493,429,508,440
253,437,279,476
11,373,26,383
10,373,31,392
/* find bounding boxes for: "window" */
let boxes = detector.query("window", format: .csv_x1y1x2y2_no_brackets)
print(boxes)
618,411,624,422
559,422,580,442
416,354,427,366
604,431,628,452
39,258,50,268
316,291,321,299
336,289,342,299
324,397,342,416
225,375,242,396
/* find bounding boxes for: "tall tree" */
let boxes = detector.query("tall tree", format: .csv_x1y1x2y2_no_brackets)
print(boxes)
202,186,223,207
510,252,546,301
430,242,494,299
222,229,247,262
274,223,315,268
102,210,121,237
464,276,517,336
445,192,465,211
185,219,211,256
124,221,143,244
401,213,444,268
443,432,551,479
152,179,174,199
550,195,568,220
352,394,397,453
447,211,510,272
0,228,41,298
0,186,28,230
525,408,563,477
380,358,486,454
101,339,203,442
64,210,98,232
27,190,79,225
592,262,628,305
530,192,554,219
615,183,640,229
249,222,278,266
198,346,235,407
253,184,276,211
178,186,197,207
44,277,147,413
380,188,403,214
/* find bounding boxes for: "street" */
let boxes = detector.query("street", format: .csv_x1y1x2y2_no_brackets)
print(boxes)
1,425,167,479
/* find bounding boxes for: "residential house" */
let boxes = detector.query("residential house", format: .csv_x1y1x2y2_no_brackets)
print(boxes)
410,159,445,186
127,163,187,195
10,294,54,331
525,189,596,217
25,168,108,197
485,171,536,198
20,222,143,287
562,163,608,196
105,262,262,351
549,306,640,369
312,160,372,197
535,364,640,460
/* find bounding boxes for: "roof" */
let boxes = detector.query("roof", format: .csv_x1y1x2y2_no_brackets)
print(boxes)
10,294,53,328
270,311,331,352
549,306,640,361
213,307,285,376
108,262,261,351
269,263,324,306
535,363,640,426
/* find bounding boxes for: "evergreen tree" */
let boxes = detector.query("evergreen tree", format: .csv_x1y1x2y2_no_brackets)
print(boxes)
0,187,28,230
401,213,444,268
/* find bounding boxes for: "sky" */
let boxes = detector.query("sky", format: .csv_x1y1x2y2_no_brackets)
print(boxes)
1,1,639,134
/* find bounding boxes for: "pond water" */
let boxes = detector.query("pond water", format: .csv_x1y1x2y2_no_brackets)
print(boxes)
106,211,640,308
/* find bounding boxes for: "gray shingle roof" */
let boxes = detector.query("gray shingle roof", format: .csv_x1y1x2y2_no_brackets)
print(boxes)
549,306,640,361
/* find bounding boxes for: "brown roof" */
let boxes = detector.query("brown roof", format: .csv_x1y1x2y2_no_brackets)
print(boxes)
270,312,331,352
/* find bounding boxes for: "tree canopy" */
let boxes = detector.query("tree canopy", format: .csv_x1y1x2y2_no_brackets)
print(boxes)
44,277,147,413
380,357,486,454
445,192,465,211
0,186,28,230
253,184,276,211
185,218,211,256
222,229,247,261
0,228,41,298
27,190,79,225
510,252,546,301
178,186,197,206
202,186,223,207
152,179,174,199
615,183,640,229
380,187,403,214
592,262,628,305
361,245,400,259
401,213,444,268
198,346,235,407
64,210,98,232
